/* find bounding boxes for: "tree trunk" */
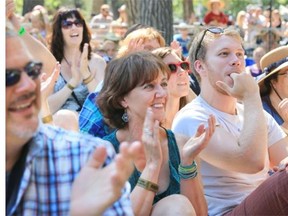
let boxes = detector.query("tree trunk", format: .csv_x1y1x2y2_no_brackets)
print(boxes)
22,0,44,15
125,0,140,26
139,0,173,45
183,0,193,23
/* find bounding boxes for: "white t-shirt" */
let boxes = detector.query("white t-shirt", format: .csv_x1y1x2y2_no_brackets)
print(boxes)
172,96,286,216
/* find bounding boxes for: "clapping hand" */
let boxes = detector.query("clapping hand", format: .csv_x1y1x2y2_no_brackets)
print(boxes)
181,115,216,165
70,141,141,216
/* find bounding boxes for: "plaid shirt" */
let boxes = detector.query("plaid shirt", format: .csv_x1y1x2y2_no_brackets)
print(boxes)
79,92,114,138
8,124,133,216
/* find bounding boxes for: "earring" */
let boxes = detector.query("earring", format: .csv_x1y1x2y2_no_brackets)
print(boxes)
122,110,129,122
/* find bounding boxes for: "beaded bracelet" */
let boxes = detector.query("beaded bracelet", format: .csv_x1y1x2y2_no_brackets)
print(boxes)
66,83,75,91
178,160,198,180
18,26,26,36
42,114,53,124
83,74,94,85
137,178,159,193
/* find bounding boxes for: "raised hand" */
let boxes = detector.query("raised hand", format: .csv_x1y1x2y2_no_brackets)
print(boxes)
181,115,216,165
216,72,259,101
141,107,163,168
70,141,141,216
127,38,145,52
6,0,15,18
170,40,182,57
69,50,82,87
79,43,90,79
273,156,288,173
41,62,60,101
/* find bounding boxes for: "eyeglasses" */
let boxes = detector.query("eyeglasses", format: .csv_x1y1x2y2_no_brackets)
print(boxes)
168,61,190,73
61,19,83,29
263,57,288,75
194,27,224,60
6,61,42,87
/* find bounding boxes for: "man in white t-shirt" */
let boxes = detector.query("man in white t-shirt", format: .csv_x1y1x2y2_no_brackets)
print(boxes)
172,26,288,215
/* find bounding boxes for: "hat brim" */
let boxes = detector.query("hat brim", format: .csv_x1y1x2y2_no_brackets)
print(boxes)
258,62,288,94
207,0,225,10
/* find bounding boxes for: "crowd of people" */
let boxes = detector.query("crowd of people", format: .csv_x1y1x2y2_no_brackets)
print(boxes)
6,0,288,215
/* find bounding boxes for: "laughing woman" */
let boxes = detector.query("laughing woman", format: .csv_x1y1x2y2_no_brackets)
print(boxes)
46,8,105,129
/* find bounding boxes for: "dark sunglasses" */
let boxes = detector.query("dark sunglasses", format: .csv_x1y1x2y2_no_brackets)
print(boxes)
263,57,288,75
168,61,190,73
61,19,83,29
194,27,224,60
6,61,43,87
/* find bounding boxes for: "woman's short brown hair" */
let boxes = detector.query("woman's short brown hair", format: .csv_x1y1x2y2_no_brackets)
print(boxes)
97,51,170,128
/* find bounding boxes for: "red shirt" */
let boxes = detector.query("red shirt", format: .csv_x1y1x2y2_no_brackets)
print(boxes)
204,11,228,25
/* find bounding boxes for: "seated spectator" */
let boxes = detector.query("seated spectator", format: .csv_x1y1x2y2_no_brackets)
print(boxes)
48,8,106,122
97,51,215,215
203,0,228,27
172,26,288,216
246,46,266,78
6,21,140,216
90,4,113,29
173,23,191,58
258,46,288,133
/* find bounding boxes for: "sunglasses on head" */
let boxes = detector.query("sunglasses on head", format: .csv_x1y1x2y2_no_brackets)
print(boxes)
6,61,43,87
194,27,224,60
168,61,190,73
61,19,83,29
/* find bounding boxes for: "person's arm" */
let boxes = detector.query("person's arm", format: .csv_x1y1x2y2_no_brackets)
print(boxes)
48,50,82,114
177,115,215,216
130,108,162,215
40,62,60,124
7,6,56,77
70,141,141,216
206,72,268,173
85,47,106,92
268,137,288,170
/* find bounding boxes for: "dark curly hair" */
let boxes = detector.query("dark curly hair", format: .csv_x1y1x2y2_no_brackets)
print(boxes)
97,51,170,129
49,8,92,62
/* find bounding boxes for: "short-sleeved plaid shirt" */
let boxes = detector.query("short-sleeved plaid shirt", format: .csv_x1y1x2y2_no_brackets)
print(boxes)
7,124,133,216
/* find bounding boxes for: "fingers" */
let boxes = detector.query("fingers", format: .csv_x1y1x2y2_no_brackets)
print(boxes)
142,107,154,137
81,43,88,62
216,80,232,95
86,146,107,168
195,124,205,137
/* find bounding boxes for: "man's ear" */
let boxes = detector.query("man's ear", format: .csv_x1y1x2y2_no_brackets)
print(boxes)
194,59,206,76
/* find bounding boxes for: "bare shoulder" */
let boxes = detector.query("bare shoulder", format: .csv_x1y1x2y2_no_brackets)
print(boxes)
89,53,107,76
90,53,106,65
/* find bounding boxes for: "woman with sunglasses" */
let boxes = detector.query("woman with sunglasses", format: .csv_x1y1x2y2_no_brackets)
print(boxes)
152,47,196,128
97,51,215,215
48,8,106,119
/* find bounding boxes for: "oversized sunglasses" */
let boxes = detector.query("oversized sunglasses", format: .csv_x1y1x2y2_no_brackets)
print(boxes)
194,27,224,60
6,61,43,87
61,19,83,29
168,61,190,73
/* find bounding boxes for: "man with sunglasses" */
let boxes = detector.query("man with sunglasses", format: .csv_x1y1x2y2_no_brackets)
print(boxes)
172,26,288,215
6,24,140,215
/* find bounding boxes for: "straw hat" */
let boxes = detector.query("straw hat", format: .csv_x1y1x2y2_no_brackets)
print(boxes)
207,0,225,10
258,46,288,94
